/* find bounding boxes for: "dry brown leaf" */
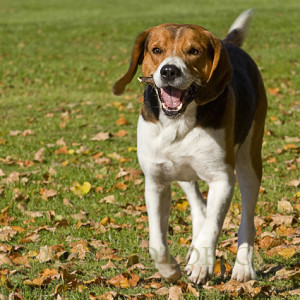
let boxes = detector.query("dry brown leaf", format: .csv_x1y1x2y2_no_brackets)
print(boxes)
168,286,183,300
19,232,39,244
278,199,294,213
129,273,139,287
40,188,57,200
155,287,169,296
21,129,34,137
56,137,66,146
55,146,68,154
34,147,44,163
0,254,13,266
10,253,30,267
114,130,127,137
287,179,300,187
258,233,284,249
37,245,54,263
24,211,43,218
268,87,280,96
101,260,116,270
0,227,18,241
187,283,200,297
114,182,128,191
270,267,300,281
270,214,295,228
277,247,296,258
63,198,74,207
108,274,130,288
178,237,191,246
276,225,295,237
99,195,115,204
116,116,129,126
91,132,111,141
4,171,20,184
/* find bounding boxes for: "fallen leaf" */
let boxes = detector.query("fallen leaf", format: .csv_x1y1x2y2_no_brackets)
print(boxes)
71,182,91,196
99,195,115,204
91,132,111,141
114,130,127,137
176,199,189,212
155,287,169,296
21,129,34,137
34,147,44,163
40,188,57,200
287,179,300,187
268,87,280,96
37,245,54,263
56,137,66,146
0,227,18,241
278,199,293,213
101,260,116,270
277,247,296,258
0,254,13,266
116,116,129,126
168,286,183,300
258,233,283,249
4,171,20,184
55,146,68,154
276,225,295,237
108,274,130,288
114,182,128,191
270,214,295,227
283,144,298,151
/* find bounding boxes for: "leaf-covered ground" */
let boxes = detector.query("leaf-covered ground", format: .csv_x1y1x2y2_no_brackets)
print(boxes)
0,0,299,299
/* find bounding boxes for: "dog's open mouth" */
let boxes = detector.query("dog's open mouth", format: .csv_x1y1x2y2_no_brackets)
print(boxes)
157,86,194,117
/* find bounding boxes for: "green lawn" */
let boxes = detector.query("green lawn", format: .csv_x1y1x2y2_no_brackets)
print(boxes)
0,0,299,299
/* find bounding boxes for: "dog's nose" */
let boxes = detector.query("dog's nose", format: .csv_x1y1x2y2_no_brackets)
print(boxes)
160,64,181,81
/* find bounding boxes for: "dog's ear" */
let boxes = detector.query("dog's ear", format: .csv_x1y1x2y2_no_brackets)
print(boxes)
113,30,150,95
195,34,232,104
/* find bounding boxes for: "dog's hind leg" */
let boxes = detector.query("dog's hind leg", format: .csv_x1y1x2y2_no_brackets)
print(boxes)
145,179,181,282
178,181,206,261
232,122,263,281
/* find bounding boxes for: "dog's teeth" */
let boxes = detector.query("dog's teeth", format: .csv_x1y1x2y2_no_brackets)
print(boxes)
162,102,183,112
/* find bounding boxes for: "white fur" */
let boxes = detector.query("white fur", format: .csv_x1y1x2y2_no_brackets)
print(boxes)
153,56,201,90
137,105,237,283
228,9,253,36
232,123,258,281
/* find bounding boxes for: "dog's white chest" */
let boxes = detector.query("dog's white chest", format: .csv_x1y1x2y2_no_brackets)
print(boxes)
137,112,227,183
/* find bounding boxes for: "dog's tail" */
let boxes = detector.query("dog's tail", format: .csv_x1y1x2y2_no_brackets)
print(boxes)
223,9,253,47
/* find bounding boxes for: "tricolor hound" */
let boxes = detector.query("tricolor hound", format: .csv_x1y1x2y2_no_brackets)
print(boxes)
113,9,267,284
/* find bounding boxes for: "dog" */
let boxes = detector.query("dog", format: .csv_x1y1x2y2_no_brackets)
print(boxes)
113,9,267,284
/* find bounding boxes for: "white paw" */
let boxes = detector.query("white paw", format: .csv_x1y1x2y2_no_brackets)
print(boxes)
185,244,194,262
156,256,181,282
184,247,215,284
231,262,257,282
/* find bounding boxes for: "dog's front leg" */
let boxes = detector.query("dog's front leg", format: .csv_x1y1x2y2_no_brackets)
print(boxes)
178,181,206,261
145,178,181,282
185,174,235,284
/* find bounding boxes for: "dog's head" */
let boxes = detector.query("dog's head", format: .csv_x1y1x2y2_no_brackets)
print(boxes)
113,24,232,117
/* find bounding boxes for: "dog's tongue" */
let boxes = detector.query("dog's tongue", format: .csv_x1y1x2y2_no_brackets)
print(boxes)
160,87,182,108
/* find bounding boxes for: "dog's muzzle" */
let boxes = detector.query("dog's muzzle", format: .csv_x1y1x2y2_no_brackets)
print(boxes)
155,64,195,117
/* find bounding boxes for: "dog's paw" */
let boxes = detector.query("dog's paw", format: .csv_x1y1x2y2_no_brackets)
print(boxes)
156,261,181,283
185,244,194,262
184,247,215,284
231,263,257,282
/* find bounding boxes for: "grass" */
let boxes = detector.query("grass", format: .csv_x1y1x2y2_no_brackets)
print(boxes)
0,0,299,298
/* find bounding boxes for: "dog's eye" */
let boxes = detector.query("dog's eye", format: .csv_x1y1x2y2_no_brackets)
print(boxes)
189,48,200,55
152,47,162,54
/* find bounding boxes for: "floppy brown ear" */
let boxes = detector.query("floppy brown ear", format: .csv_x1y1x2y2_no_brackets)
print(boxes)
195,34,232,104
112,30,150,95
